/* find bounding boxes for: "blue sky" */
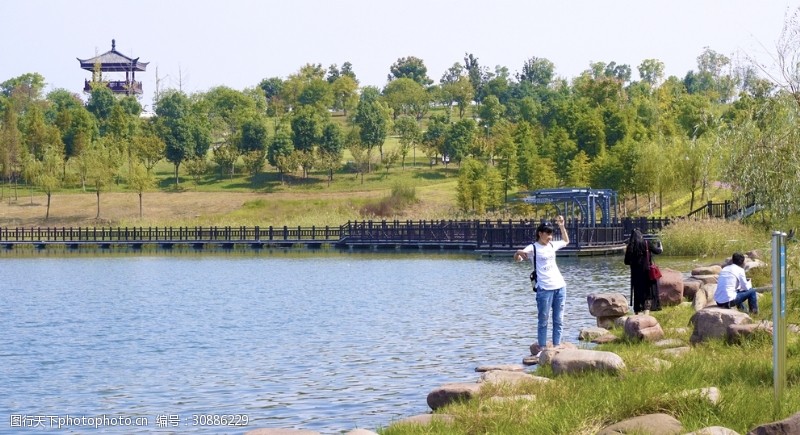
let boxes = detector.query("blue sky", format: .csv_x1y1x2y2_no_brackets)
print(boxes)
2,0,799,110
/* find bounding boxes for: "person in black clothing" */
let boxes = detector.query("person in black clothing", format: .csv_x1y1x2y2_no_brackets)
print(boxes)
624,229,663,314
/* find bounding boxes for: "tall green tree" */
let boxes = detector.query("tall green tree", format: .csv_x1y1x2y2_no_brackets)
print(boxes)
393,115,420,169
318,122,344,184
154,90,210,185
353,87,392,168
388,56,433,86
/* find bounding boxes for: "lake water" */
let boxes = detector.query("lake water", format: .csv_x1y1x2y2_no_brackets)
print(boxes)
0,248,683,434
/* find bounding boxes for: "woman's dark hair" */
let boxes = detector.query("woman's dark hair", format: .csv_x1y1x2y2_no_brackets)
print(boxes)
625,228,646,257
732,252,745,267
535,221,554,242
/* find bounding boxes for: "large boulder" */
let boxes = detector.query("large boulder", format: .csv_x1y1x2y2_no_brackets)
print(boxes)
579,327,611,341
693,284,718,311
747,410,800,434
690,307,752,344
692,265,722,276
728,322,773,344
479,370,550,386
685,427,740,435
683,279,702,301
426,382,481,410
624,314,664,341
597,413,683,435
658,268,684,306
587,292,630,317
549,349,625,375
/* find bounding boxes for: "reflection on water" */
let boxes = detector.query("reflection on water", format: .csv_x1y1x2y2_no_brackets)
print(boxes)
0,249,691,433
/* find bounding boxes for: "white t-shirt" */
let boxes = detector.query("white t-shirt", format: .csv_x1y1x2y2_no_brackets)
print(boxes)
522,240,567,290
714,263,751,304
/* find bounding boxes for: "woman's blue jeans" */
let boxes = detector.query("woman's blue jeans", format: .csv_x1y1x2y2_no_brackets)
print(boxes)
536,286,566,347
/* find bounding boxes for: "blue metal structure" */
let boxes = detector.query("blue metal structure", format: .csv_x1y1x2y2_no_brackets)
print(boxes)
522,188,618,226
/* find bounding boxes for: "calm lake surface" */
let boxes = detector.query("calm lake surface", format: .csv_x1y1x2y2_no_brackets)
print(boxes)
0,248,693,434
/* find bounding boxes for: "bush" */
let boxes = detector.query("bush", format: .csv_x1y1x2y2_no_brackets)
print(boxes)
360,182,417,218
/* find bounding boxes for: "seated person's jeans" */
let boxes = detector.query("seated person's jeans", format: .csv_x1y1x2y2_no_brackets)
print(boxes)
717,289,758,313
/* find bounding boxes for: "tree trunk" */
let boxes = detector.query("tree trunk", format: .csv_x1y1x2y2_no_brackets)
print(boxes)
45,192,51,220
174,163,180,186
95,190,101,219
139,192,143,219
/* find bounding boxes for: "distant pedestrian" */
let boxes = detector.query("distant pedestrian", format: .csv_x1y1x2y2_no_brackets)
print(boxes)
714,252,758,315
514,215,570,353
624,229,662,314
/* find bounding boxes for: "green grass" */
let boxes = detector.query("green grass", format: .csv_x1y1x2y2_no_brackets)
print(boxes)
379,299,800,434
660,219,769,258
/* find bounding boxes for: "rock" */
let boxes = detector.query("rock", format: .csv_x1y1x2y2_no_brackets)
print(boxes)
658,268,684,306
624,314,664,341
426,383,481,411
654,338,684,348
745,258,767,272
475,364,524,372
393,414,454,426
728,321,773,344
685,426,740,435
746,250,761,261
692,265,722,276
693,274,719,285
597,315,624,329
245,430,320,435
550,349,626,375
690,308,752,344
597,413,683,435
592,334,619,344
536,343,578,366
479,370,550,386
683,279,702,300
522,355,538,366
661,346,691,358
693,284,717,311
747,410,800,434
530,341,577,357
579,327,610,341
679,386,721,405
587,292,630,317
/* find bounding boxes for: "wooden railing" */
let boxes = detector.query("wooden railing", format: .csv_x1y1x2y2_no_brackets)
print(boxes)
0,218,675,251
686,192,758,219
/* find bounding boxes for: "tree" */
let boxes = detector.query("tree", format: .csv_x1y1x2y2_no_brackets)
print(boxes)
318,122,344,183
422,114,448,167
155,90,210,185
443,119,477,165
290,106,324,178
127,162,155,218
86,87,116,129
267,121,295,184
259,77,285,117
184,155,208,190
38,146,62,220
393,115,420,169
382,78,428,120
83,139,120,219
131,133,165,174
463,53,487,101
566,150,591,186
353,87,392,168
517,56,555,87
0,106,22,196
388,56,433,86
331,75,359,116
638,59,665,87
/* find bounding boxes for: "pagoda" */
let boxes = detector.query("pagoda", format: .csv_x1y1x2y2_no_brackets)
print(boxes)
77,39,148,96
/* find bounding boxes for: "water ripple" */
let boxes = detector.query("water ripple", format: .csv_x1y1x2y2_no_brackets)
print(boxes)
1,253,634,434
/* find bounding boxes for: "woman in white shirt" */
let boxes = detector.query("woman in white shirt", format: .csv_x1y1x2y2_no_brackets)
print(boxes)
514,215,570,352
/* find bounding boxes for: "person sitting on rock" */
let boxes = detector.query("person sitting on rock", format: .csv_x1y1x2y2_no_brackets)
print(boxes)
714,252,758,315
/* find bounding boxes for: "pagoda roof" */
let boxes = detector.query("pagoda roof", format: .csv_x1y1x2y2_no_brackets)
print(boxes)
77,39,148,72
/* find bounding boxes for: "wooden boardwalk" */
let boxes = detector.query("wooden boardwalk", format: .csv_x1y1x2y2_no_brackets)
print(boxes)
0,218,670,254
